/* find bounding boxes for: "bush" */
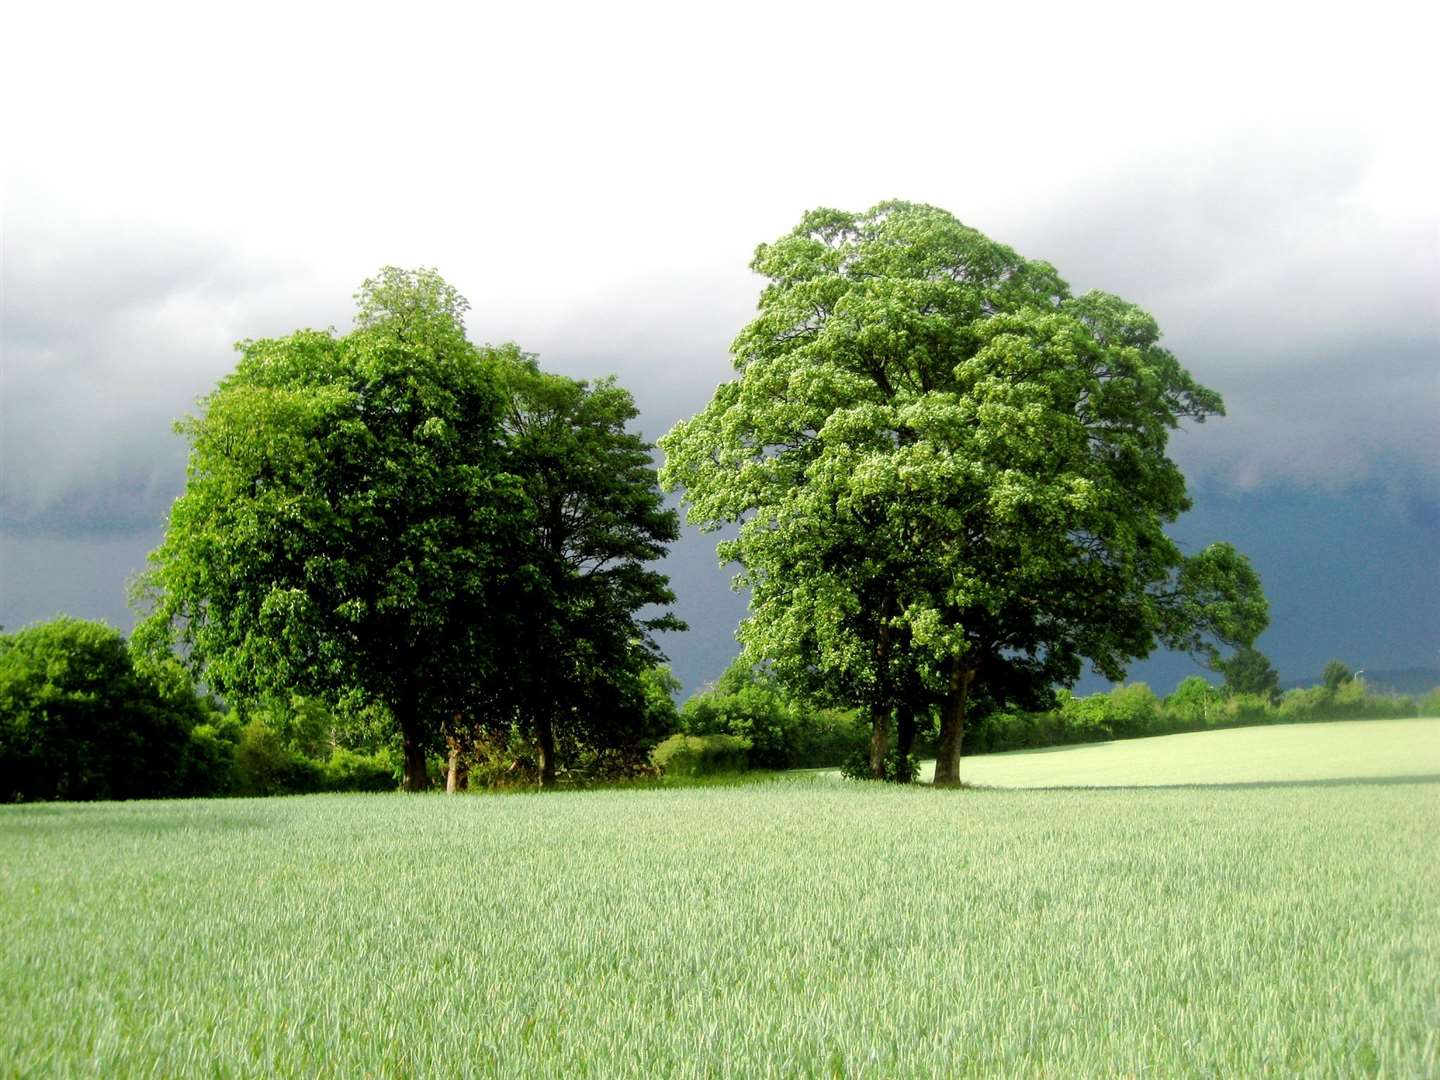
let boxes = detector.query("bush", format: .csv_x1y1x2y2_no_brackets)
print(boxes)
680,660,867,769
176,723,240,796
234,719,324,796
1420,688,1440,717
840,744,920,783
651,733,751,777
0,617,211,802
1220,693,1274,727
322,747,397,792
1163,676,1223,730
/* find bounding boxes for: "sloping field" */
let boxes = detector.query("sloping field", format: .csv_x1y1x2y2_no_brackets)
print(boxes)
2,721,1437,1077
949,716,1440,788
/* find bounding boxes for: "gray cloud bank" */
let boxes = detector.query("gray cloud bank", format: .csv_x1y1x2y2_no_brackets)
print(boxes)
3,122,1436,693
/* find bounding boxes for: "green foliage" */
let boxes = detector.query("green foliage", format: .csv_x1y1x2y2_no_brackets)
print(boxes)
175,723,239,796
133,268,527,790
1322,659,1354,693
1221,693,1275,727
968,673,1420,755
1420,688,1440,716
635,665,682,738
1215,646,1280,700
839,743,920,783
1164,675,1224,728
134,269,681,791
660,200,1267,784
487,349,683,785
233,719,325,796
679,659,866,769
320,747,398,793
650,733,751,777
0,617,214,802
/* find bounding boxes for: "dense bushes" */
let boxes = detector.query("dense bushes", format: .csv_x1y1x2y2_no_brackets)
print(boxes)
0,617,400,802
0,618,214,801
651,733,752,777
968,676,1426,756
677,660,867,769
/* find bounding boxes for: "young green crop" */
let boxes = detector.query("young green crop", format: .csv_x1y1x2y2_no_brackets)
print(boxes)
3,721,1437,1077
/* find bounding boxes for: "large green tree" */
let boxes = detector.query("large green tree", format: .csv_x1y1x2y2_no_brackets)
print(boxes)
660,202,1268,784
135,269,525,790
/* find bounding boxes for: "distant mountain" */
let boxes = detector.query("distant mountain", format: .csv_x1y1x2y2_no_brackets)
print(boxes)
1280,668,1440,697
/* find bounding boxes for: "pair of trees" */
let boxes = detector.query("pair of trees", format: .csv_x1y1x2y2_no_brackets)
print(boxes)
135,270,680,790
662,202,1268,782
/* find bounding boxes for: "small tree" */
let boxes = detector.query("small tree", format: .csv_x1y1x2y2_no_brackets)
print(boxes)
1321,659,1353,693
1216,646,1281,701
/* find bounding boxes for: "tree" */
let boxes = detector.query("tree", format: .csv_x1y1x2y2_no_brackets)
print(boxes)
0,617,210,801
487,348,683,786
1321,659,1353,693
134,269,527,791
660,202,1269,784
1216,645,1281,700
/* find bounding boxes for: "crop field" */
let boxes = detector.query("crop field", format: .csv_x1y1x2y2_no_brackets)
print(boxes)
933,715,1440,788
3,720,1438,1077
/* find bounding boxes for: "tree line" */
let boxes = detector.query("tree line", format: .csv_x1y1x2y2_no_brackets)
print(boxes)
6,201,1287,798
7,615,1428,802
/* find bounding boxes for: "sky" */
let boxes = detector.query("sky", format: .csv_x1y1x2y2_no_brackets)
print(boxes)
2,0,1437,697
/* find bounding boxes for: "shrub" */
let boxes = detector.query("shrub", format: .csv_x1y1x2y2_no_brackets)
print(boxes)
840,744,920,783
1163,676,1223,730
0,617,209,802
176,723,240,796
234,719,324,796
322,747,398,792
1420,688,1440,717
1221,693,1274,727
680,660,867,768
651,733,751,777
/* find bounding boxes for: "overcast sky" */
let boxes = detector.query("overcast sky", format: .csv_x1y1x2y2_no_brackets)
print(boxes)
3,0,1437,694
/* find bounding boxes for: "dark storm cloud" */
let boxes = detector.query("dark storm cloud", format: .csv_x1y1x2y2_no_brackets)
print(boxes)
2,142,1435,690
0,226,346,539
990,136,1439,501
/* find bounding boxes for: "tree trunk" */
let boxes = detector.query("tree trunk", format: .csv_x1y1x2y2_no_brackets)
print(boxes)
536,712,557,790
445,737,468,794
894,703,917,783
400,721,429,793
933,663,974,787
868,594,896,779
868,703,892,780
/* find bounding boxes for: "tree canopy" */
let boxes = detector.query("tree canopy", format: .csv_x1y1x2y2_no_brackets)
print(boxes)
135,268,680,790
660,201,1268,782
1217,646,1282,700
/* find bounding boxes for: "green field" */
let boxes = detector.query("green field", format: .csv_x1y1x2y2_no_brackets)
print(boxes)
3,720,1438,1077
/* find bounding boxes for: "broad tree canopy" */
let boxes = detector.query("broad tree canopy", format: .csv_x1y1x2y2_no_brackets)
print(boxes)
136,270,527,789
660,202,1268,782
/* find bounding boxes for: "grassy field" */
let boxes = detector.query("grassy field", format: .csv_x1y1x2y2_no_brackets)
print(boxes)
936,715,1440,787
3,720,1437,1077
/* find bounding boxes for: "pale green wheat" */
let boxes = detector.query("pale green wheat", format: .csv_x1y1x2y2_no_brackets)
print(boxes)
2,720,1437,1077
